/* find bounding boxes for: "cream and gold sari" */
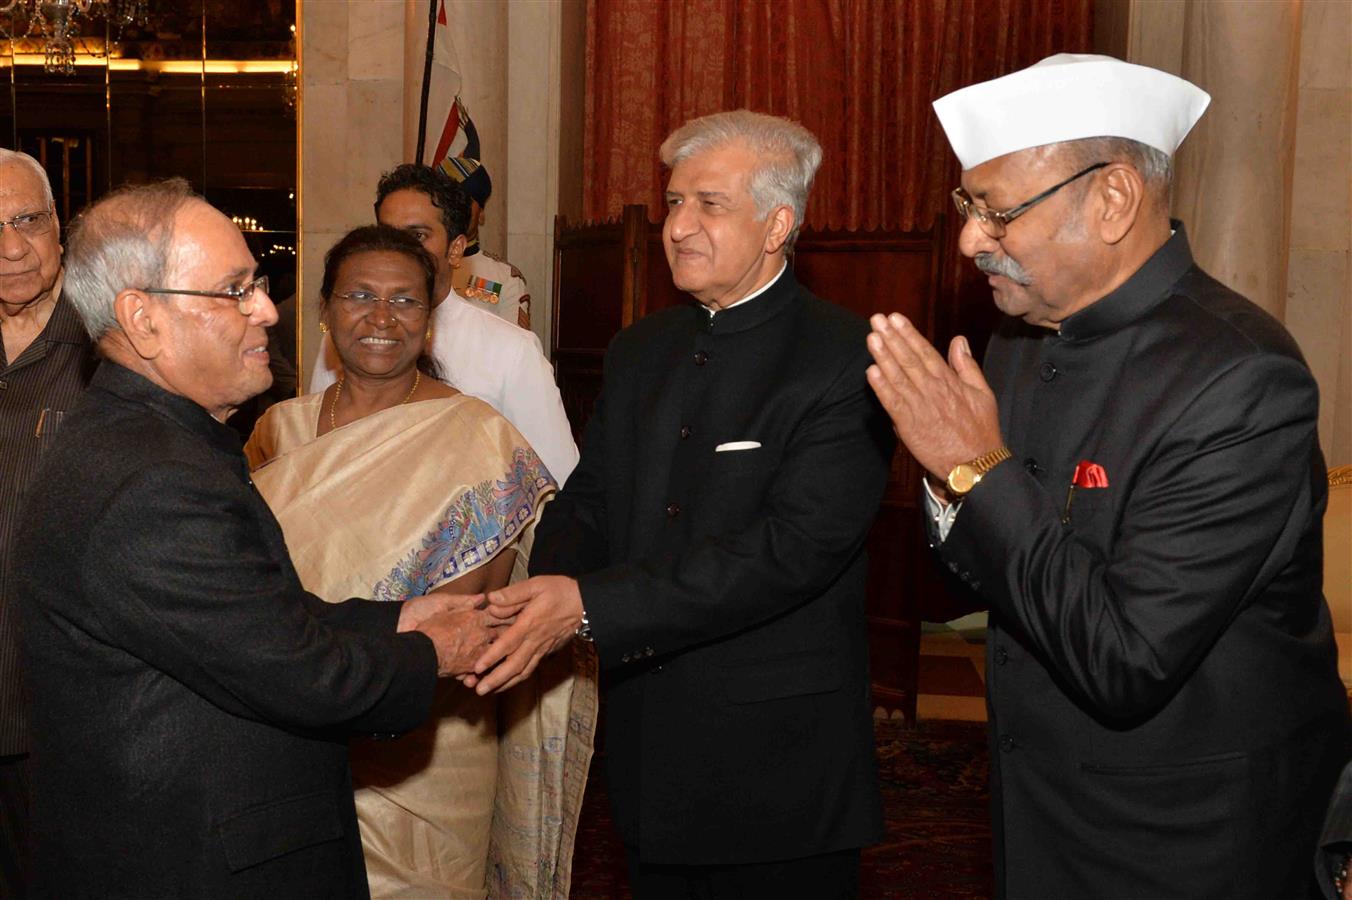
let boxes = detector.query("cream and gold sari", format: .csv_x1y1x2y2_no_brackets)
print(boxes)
246,393,596,899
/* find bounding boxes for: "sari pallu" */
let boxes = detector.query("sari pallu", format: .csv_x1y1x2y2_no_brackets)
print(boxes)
247,394,597,899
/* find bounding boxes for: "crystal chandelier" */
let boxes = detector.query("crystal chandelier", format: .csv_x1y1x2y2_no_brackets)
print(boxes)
0,0,151,75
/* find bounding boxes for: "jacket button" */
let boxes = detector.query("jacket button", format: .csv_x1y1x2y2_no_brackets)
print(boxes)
680,425,692,439
999,734,1016,753
1023,457,1040,475
665,502,681,518
995,646,1009,666
693,350,709,366
1040,362,1058,382
0,380,7,390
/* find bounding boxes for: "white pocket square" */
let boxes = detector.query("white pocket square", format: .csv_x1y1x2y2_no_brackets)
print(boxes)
715,441,761,452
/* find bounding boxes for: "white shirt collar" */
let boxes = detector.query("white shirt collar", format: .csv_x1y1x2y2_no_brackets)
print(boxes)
705,261,788,318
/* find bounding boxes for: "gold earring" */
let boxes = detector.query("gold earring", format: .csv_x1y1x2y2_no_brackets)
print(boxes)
425,327,433,341
319,321,328,334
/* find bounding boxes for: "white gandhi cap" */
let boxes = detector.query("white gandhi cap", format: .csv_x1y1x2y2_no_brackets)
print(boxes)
932,53,1211,171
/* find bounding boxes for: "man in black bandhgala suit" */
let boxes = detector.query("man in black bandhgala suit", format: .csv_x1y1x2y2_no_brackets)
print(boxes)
469,110,895,898
14,180,495,898
868,54,1351,899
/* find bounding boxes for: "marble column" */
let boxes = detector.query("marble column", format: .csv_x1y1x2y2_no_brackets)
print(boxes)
298,0,407,383
505,0,586,354
1097,0,1351,464
1283,0,1351,465
1171,0,1303,320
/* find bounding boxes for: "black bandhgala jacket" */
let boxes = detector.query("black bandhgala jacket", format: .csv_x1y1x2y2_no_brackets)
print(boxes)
531,268,895,865
15,363,437,898
938,226,1351,899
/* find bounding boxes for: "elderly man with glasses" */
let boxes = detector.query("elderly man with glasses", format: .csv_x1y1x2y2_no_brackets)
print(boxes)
12,179,502,898
0,149,97,896
867,55,1350,898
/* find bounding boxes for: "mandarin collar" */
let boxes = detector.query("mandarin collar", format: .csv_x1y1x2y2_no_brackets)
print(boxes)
699,266,799,336
93,362,244,454
1057,221,1194,343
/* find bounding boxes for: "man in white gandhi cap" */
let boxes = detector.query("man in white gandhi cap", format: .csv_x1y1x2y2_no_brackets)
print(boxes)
866,54,1350,899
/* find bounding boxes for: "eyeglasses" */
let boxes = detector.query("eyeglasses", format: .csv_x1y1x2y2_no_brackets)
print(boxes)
143,274,270,316
332,290,427,320
0,209,54,239
951,162,1108,239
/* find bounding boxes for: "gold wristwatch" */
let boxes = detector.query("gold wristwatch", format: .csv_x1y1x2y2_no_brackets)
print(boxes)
945,446,1013,498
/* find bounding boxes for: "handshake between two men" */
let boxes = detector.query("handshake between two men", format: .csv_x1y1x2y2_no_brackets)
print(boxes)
401,576,579,688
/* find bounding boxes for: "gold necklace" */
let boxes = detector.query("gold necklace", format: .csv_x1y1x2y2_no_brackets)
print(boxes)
329,370,421,431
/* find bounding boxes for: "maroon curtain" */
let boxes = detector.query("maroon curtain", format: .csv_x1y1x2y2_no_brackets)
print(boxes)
584,0,1094,230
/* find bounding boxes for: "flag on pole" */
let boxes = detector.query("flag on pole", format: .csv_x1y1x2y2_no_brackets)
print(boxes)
421,0,480,167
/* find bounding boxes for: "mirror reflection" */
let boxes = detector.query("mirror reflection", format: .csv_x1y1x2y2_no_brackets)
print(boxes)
1,0,298,436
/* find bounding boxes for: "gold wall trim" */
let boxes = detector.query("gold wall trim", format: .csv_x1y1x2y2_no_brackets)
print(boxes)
293,0,304,397
0,56,294,74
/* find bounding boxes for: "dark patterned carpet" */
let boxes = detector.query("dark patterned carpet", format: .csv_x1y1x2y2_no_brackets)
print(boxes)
569,718,993,899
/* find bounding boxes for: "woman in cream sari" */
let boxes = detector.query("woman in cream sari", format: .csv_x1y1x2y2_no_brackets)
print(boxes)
245,226,595,898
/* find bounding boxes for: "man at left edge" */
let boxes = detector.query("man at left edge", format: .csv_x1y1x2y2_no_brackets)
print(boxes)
0,149,97,896
14,178,494,897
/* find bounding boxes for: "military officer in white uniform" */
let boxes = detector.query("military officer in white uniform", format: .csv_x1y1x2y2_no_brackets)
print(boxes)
440,157,531,330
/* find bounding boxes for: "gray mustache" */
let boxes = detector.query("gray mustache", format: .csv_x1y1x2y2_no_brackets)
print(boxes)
975,252,1032,286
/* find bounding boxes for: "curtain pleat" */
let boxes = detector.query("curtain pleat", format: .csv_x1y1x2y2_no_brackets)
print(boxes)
583,0,1093,232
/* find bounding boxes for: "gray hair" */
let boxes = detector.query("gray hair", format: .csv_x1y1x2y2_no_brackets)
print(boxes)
63,178,198,340
660,109,822,251
1061,136,1172,201
0,149,55,207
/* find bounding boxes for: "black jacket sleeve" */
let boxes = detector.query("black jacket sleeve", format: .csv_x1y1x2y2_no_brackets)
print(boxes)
80,461,438,734
940,353,1322,720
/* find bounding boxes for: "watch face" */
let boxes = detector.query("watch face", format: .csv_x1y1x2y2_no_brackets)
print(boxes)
947,464,978,495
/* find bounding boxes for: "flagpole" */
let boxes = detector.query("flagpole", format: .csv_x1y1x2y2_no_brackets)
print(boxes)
415,0,439,165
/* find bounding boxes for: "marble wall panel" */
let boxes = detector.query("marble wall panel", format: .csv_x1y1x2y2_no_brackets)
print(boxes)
348,1,407,83
1290,0,1351,465
302,0,349,86
1175,0,1301,319
1299,0,1352,91
345,79,406,206
1285,248,1351,466
299,82,350,232
507,0,558,347
1290,87,1351,253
